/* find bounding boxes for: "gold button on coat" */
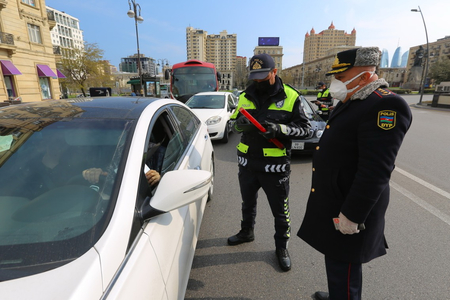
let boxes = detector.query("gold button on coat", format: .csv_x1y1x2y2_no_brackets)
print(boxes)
326,125,330,129
316,146,320,150
311,188,315,192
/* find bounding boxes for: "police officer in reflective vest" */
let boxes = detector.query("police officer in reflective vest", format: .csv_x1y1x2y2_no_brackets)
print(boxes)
227,53,312,272
314,81,334,121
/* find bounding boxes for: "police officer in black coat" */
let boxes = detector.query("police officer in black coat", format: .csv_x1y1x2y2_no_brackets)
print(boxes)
297,47,413,300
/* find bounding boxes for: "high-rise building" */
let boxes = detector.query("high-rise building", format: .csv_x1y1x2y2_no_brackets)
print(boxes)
401,51,409,68
381,49,390,68
186,27,207,61
303,22,356,63
46,6,84,57
206,30,237,72
186,27,237,89
119,54,156,76
186,27,237,70
391,47,402,68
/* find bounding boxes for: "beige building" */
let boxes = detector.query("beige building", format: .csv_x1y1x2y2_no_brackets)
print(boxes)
186,27,237,89
254,45,284,71
1,0,61,103
283,46,358,89
404,36,450,89
303,22,356,63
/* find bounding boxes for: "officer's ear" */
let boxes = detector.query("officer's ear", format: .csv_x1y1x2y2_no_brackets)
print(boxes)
272,68,278,76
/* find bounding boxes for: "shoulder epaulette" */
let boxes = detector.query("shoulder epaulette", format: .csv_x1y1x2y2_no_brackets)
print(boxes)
374,87,395,98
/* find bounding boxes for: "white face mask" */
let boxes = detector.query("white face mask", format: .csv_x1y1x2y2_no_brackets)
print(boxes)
329,71,374,101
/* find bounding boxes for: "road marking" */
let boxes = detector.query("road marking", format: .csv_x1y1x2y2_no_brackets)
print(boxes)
395,167,450,200
392,167,450,226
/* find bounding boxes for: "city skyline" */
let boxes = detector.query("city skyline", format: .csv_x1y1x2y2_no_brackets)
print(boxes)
45,0,450,70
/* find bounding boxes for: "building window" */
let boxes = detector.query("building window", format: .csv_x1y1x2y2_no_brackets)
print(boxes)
22,0,36,7
39,77,51,99
28,24,42,44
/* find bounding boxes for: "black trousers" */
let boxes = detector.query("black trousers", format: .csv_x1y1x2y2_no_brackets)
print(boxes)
238,166,290,249
325,256,362,300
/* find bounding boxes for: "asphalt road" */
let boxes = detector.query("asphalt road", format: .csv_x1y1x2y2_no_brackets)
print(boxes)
185,94,450,300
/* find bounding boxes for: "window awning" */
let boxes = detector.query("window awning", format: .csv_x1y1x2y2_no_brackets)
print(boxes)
0,60,22,75
56,69,66,79
36,64,57,78
127,79,141,85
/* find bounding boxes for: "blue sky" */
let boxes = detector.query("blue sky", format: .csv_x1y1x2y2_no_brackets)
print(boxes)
46,0,450,70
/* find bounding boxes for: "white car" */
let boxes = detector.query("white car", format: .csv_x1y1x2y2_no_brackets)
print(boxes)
0,97,214,300
186,92,236,143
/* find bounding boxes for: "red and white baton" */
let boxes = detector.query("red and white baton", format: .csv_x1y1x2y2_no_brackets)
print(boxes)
239,107,284,149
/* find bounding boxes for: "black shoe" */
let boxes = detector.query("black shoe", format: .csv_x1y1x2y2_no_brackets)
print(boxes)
275,248,291,271
314,291,329,300
227,228,254,245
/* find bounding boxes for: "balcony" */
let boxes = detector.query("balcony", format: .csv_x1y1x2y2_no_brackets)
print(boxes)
47,9,56,30
0,31,16,56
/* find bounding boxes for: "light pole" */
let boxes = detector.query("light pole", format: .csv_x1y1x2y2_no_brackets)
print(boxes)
156,59,169,75
411,6,429,105
127,0,144,96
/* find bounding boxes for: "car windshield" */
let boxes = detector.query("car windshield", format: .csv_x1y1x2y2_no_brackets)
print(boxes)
186,94,225,109
0,106,132,280
172,67,217,99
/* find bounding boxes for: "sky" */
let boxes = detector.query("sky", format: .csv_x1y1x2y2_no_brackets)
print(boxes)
45,0,450,70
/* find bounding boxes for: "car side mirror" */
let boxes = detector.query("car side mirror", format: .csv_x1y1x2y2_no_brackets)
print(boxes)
139,169,211,221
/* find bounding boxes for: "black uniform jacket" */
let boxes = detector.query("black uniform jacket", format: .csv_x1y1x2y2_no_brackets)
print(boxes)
233,77,311,172
298,86,412,263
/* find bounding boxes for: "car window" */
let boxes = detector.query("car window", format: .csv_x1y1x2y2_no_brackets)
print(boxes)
161,105,200,174
227,95,235,111
186,95,224,109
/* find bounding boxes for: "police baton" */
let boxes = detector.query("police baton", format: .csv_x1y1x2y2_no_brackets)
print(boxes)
239,107,284,149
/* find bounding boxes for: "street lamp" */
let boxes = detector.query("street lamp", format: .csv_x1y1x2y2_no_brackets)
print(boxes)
156,59,169,75
411,6,429,105
127,0,144,96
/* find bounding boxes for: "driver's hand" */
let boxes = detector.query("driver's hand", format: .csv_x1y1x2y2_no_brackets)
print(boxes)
83,168,107,184
145,170,161,186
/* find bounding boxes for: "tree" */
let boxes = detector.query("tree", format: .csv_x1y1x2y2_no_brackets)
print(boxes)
59,43,114,96
428,56,450,85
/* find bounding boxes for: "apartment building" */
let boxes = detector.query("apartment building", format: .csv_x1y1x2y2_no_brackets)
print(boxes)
46,6,84,57
303,22,356,63
0,0,61,102
119,54,156,77
186,27,237,89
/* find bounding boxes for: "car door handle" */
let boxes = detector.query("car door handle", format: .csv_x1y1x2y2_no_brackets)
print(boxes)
204,134,209,140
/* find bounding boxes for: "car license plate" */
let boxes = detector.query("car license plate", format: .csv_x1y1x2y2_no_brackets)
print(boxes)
292,141,304,150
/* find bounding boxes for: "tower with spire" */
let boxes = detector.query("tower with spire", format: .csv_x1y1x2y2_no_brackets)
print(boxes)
303,22,356,63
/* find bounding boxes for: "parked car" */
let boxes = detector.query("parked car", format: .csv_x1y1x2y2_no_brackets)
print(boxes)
291,95,326,153
185,91,236,143
0,97,214,300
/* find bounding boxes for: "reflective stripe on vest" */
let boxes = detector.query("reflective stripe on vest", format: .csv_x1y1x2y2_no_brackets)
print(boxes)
263,147,287,157
237,142,249,153
238,142,286,157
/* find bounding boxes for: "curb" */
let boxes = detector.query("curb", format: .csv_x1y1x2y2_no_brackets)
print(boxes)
412,104,450,112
